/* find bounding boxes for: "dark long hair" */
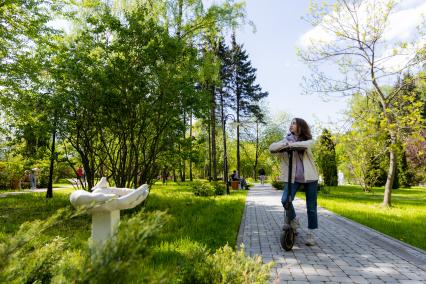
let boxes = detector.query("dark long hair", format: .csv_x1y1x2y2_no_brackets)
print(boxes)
294,118,312,141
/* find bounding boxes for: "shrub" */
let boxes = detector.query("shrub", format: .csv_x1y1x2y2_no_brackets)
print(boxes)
318,183,330,194
0,161,24,190
180,244,273,284
315,129,338,186
211,181,226,195
271,180,284,190
190,181,215,197
0,208,169,284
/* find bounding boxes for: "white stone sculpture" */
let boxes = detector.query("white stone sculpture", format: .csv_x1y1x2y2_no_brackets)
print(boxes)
70,177,149,246
338,171,345,185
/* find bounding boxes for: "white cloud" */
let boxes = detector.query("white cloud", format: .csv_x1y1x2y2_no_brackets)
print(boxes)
384,1,426,41
298,23,336,49
298,0,426,48
377,38,426,72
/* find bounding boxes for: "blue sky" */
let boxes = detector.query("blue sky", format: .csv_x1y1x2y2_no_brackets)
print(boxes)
234,0,350,129
225,0,426,131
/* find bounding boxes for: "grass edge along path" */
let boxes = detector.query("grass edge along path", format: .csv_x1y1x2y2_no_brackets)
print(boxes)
314,185,426,251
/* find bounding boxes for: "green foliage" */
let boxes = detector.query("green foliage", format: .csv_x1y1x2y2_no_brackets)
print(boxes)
180,244,273,284
0,184,270,283
405,130,426,183
315,129,338,186
336,94,389,191
271,180,284,190
64,210,170,284
190,180,215,196
317,182,330,194
395,145,415,188
299,0,425,205
365,153,387,188
0,161,24,189
212,181,226,195
0,208,76,283
0,207,169,284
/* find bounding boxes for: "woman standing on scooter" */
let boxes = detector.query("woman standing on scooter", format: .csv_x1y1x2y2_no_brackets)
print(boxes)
269,118,319,246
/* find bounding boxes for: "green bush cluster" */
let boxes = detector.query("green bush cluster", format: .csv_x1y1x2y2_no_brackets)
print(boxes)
180,244,273,284
0,162,24,190
318,183,330,194
211,181,226,195
0,207,273,284
190,180,226,196
271,180,284,190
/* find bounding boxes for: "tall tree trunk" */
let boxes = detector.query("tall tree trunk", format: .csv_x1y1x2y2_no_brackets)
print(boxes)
254,121,259,181
176,0,183,38
177,0,185,181
383,149,396,206
189,112,193,181
46,118,57,199
211,85,217,180
236,90,241,176
220,91,226,182
181,110,186,182
207,123,212,181
372,74,396,207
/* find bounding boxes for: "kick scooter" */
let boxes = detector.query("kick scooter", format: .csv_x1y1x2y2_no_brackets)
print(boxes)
276,146,307,251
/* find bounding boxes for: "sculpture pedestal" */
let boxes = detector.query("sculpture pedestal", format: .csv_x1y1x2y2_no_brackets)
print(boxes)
92,210,120,246
70,177,150,249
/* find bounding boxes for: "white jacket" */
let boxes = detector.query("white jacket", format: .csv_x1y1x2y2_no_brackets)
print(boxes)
269,138,319,183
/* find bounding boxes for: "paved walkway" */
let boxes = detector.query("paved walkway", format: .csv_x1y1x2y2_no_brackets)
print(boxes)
237,184,426,283
0,186,73,198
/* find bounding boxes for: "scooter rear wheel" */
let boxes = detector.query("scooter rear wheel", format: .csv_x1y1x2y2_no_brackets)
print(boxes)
280,228,295,251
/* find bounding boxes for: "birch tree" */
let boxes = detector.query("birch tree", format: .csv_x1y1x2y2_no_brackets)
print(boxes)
298,0,425,206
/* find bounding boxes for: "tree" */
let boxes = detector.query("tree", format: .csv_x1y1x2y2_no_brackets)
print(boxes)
230,34,268,175
316,129,338,186
112,0,247,183
299,0,425,206
406,130,426,183
53,3,203,188
0,0,63,196
337,94,388,191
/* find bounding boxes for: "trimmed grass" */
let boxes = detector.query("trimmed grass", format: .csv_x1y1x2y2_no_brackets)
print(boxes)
314,185,426,251
144,182,247,272
0,181,247,276
0,190,91,249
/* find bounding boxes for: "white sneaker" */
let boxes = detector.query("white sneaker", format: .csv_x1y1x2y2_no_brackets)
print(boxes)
282,216,290,230
305,232,315,246
290,219,299,230
282,218,299,231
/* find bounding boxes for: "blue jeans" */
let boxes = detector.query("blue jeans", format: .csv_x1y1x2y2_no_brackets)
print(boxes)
281,181,318,229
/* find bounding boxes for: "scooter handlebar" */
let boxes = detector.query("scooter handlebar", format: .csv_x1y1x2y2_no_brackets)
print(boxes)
270,145,307,153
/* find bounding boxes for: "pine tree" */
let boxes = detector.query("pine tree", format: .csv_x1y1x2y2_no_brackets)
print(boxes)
230,34,268,174
217,40,233,181
365,154,387,188
316,129,338,186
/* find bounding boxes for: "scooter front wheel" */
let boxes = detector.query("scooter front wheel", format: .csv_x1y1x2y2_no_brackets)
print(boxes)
280,228,295,251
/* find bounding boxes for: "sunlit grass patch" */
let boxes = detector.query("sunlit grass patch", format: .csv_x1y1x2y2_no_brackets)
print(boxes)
0,181,253,282
314,185,426,250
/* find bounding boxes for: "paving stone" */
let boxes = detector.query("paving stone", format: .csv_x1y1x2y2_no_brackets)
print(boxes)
349,275,369,283
306,275,330,281
237,185,426,284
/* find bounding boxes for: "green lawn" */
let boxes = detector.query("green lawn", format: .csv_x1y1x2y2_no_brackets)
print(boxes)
0,181,248,280
315,185,426,251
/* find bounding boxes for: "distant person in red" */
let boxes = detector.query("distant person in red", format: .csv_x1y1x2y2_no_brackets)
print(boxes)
76,166,85,186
